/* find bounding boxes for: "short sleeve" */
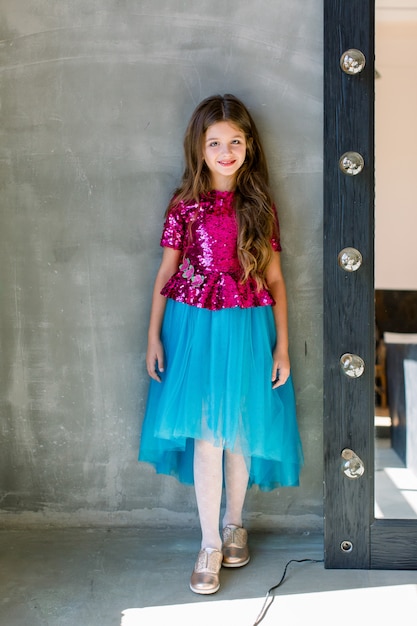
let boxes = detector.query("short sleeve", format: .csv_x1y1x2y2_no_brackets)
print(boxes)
271,205,282,252
160,202,186,250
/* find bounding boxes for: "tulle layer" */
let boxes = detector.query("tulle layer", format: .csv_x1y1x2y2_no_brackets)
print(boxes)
139,300,303,491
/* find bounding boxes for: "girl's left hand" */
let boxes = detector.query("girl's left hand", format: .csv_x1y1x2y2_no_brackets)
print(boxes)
271,349,290,389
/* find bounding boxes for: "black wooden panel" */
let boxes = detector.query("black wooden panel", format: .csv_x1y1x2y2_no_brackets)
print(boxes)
323,0,375,568
371,520,417,569
375,290,417,334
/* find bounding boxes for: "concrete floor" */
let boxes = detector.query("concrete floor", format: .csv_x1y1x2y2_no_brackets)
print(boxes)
1,527,417,625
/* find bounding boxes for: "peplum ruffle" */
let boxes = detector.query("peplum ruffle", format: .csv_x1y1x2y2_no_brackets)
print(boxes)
161,268,274,310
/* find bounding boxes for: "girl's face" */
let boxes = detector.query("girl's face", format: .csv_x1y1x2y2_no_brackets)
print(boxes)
202,121,247,191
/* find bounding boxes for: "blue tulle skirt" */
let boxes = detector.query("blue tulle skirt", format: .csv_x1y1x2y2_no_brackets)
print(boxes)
139,299,303,491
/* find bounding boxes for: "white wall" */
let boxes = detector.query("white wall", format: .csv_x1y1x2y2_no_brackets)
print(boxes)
375,7,417,289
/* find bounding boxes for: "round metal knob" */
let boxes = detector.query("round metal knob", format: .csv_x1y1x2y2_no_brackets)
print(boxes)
340,49,366,74
341,449,365,479
338,247,363,272
339,152,365,176
340,353,365,378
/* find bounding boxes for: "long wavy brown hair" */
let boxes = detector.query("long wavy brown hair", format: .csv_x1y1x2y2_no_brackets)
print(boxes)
170,94,278,289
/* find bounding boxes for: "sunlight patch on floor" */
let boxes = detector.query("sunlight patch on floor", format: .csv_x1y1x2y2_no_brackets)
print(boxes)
375,436,417,518
384,466,417,515
121,584,417,626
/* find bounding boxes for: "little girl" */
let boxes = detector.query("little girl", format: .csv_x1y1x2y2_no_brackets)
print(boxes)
139,94,303,594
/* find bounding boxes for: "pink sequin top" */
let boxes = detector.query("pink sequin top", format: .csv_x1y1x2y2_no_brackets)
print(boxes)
160,190,281,311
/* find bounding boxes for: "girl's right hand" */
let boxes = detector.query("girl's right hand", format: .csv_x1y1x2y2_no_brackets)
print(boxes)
146,338,165,382
145,247,181,383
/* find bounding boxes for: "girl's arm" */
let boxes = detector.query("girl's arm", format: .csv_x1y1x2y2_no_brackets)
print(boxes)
265,251,290,389
146,247,182,382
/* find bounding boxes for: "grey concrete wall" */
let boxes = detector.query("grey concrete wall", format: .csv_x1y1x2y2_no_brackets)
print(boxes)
0,1,323,529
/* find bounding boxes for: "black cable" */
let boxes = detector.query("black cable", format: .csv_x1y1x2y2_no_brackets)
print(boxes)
251,558,324,625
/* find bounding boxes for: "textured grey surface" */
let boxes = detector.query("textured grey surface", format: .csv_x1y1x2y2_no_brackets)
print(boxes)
0,1,323,526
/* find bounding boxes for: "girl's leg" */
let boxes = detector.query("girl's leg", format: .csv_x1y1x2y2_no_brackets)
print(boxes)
193,439,223,551
222,449,251,568
222,448,249,528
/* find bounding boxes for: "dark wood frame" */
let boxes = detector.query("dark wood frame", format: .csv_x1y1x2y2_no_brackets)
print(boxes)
323,0,417,569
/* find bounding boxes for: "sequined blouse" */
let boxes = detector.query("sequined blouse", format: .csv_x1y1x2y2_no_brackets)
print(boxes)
160,190,281,311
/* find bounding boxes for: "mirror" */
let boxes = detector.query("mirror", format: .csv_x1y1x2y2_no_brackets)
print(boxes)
374,2,417,519
324,0,417,570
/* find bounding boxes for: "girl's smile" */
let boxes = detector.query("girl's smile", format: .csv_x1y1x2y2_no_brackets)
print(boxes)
203,121,247,190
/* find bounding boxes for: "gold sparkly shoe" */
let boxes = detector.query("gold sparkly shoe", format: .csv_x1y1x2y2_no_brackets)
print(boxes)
189,548,223,595
222,524,250,568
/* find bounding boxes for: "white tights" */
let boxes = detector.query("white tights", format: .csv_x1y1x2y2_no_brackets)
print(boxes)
193,439,249,551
